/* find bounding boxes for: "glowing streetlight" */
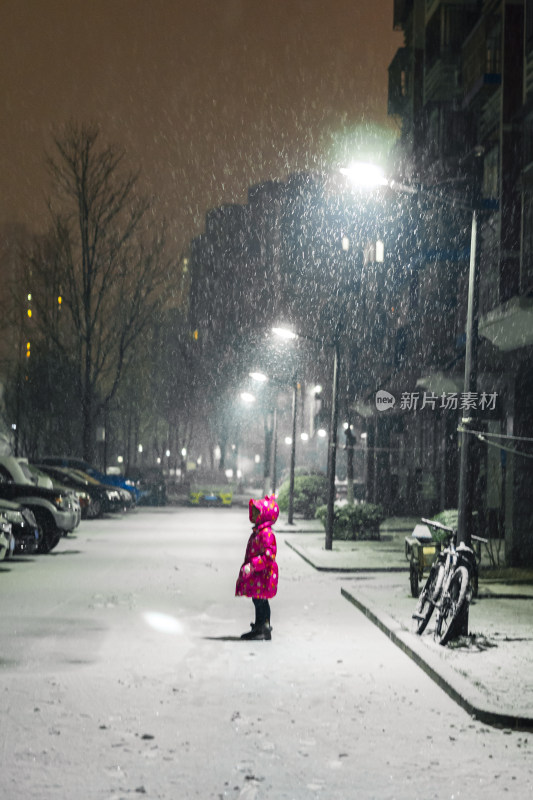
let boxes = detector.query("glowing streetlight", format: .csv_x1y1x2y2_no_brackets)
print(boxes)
339,161,388,188
249,371,268,382
272,326,297,340
240,391,256,403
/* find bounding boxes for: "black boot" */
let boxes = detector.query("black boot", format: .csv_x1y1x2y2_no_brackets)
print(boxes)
240,622,272,641
240,623,259,640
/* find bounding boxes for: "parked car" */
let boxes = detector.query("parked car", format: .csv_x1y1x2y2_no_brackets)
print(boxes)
27,464,82,530
0,499,41,555
70,469,129,513
0,512,15,561
33,464,91,520
126,466,167,506
34,464,120,518
0,455,78,552
40,456,139,505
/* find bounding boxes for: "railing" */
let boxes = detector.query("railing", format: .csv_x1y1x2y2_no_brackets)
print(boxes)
479,88,501,141
424,56,460,103
526,51,533,101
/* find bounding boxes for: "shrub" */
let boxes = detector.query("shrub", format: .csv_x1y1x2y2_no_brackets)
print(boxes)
430,509,458,544
315,502,385,540
277,472,328,519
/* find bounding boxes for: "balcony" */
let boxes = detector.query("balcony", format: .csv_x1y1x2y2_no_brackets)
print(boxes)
462,16,501,108
388,47,409,115
526,51,533,103
424,54,460,103
479,296,533,352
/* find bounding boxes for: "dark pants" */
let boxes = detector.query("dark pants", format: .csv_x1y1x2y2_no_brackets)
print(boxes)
252,598,271,628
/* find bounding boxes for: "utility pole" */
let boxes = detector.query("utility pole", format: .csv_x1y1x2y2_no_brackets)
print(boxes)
287,377,298,524
325,336,340,550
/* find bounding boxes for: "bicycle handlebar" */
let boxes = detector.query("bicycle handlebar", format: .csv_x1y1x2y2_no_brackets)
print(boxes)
420,518,488,545
421,517,455,534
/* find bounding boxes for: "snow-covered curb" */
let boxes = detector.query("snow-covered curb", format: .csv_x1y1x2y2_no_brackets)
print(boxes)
341,585,533,732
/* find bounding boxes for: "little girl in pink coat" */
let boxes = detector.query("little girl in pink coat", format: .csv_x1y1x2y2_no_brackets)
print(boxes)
235,494,279,640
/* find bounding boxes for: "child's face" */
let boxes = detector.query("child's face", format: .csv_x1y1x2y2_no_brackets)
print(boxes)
251,505,260,523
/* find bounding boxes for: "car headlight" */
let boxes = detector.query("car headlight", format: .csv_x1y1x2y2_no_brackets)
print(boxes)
1,519,12,535
2,509,24,525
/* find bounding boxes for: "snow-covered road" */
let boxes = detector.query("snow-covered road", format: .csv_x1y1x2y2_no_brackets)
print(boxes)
1,507,531,799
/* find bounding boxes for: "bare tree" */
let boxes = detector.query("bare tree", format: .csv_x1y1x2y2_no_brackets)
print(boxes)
27,122,173,461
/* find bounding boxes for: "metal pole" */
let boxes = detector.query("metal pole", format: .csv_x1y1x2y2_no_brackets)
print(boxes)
271,407,278,495
288,378,298,524
325,338,340,550
457,208,481,633
457,209,480,551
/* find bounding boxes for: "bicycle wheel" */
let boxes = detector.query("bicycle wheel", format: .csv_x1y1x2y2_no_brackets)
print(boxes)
413,562,445,635
434,565,471,646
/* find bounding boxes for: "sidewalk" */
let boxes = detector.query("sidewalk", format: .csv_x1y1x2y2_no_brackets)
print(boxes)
281,514,533,731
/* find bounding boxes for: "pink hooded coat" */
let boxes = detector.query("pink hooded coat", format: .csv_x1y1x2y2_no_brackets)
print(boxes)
235,495,279,599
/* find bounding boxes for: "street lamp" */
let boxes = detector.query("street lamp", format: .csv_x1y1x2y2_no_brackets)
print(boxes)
343,160,484,632
273,326,339,547
249,368,297,517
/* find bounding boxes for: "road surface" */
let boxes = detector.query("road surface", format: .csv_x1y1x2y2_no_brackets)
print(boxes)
1,507,531,799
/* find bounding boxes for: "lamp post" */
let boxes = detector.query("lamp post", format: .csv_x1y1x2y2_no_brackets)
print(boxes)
288,377,298,524
325,336,340,550
249,366,298,515
342,160,485,633
273,326,338,547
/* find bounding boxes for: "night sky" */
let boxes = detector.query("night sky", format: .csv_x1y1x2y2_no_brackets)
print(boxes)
0,0,401,252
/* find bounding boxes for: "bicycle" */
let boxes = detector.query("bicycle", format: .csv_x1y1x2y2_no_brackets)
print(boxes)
412,518,486,644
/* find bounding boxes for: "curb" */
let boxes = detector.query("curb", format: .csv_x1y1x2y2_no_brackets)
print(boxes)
284,539,408,573
341,587,533,732
283,536,533,731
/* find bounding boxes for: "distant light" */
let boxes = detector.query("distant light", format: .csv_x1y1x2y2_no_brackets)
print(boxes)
138,444,143,453
313,384,323,395
249,371,268,382
236,470,242,479
166,449,171,457
197,456,202,465
181,448,187,457
11,423,16,430
341,235,350,252
27,309,32,318
272,326,297,340
361,432,368,440
284,436,292,445
214,446,221,460
117,456,124,464
225,469,234,478
340,162,388,188
240,391,256,403
27,293,32,301
254,454,261,464
301,432,309,442
157,457,161,464
317,428,327,438
343,422,349,430
376,239,385,263
57,295,62,305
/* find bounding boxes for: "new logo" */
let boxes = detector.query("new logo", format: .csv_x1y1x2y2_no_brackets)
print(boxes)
375,390,396,411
